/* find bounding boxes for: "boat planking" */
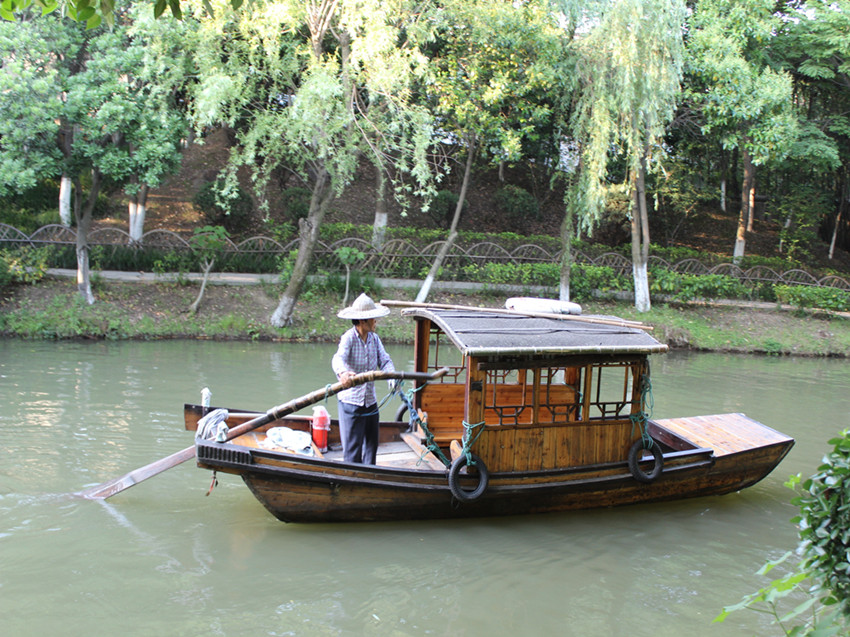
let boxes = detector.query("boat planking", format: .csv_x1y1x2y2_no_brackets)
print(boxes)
187,302,794,523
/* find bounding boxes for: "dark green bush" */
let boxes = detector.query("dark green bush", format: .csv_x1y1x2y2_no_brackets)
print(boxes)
280,187,312,224
494,185,539,230
193,181,253,230
427,190,466,228
650,269,748,301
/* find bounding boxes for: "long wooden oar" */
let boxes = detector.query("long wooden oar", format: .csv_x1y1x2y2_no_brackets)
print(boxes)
381,299,653,331
78,367,448,500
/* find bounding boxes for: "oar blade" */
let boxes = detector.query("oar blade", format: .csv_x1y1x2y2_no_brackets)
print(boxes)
78,445,196,500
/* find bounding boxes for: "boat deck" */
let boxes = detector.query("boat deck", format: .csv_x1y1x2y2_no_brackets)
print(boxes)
652,413,793,457
232,430,447,471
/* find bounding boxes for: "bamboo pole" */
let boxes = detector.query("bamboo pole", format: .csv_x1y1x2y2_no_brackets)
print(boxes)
381,300,653,331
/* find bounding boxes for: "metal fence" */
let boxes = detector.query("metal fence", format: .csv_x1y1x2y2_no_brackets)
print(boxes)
3,222,850,291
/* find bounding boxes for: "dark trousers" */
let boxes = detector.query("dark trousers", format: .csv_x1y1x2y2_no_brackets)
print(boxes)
338,401,379,464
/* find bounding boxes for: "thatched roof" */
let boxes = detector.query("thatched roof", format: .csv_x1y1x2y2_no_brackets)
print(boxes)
402,308,668,358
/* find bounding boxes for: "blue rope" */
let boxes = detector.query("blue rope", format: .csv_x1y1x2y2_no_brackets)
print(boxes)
461,420,486,465
395,381,450,467
629,365,655,446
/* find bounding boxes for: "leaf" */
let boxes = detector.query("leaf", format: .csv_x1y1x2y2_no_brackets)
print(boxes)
153,0,167,19
85,12,101,29
168,0,181,20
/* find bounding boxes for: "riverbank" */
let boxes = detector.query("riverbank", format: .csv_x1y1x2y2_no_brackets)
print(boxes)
2,273,850,356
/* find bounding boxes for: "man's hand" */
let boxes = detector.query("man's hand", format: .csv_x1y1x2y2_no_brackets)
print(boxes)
339,371,356,388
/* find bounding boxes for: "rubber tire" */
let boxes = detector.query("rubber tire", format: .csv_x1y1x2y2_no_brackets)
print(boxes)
628,439,663,484
448,454,489,502
395,403,408,423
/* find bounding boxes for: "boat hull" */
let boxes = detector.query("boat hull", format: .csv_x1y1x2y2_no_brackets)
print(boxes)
196,422,793,522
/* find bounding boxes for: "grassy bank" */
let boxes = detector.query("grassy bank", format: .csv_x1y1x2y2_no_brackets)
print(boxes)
2,277,850,357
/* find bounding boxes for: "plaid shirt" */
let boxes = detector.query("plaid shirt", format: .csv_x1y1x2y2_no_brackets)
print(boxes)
332,327,395,406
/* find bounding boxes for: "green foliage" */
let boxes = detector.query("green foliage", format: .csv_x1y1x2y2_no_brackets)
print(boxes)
650,269,749,301
494,185,540,230
716,431,850,634
570,264,632,301
791,432,850,610
0,247,49,284
192,181,253,231
460,261,559,287
775,185,830,264
775,285,850,313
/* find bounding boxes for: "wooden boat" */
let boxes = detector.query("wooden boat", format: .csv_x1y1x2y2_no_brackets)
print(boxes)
188,302,794,523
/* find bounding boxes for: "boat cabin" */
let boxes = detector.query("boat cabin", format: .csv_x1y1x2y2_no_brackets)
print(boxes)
404,308,669,474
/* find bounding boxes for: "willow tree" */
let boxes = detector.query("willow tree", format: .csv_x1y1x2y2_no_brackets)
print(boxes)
414,0,567,303
687,0,798,264
191,0,434,327
568,0,686,312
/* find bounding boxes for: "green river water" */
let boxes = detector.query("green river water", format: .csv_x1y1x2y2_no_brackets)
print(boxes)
0,339,846,636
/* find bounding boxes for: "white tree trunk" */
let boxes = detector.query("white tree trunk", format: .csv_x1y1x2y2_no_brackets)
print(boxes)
633,261,650,312
733,147,754,265
631,158,651,313
59,175,72,227
719,178,726,213
129,184,149,243
371,171,388,249
73,170,101,306
558,205,573,302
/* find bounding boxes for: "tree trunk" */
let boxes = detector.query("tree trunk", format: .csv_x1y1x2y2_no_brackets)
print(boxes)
371,170,388,250
59,175,72,227
73,169,102,305
558,203,573,302
631,159,651,313
128,183,149,243
188,258,214,315
829,177,847,260
270,167,335,327
746,171,756,233
733,147,754,264
415,136,476,304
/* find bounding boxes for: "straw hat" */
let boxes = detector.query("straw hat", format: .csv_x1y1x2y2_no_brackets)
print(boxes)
337,293,391,320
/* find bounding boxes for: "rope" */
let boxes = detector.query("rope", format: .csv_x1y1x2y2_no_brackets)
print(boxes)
460,420,486,465
396,381,451,467
629,362,655,446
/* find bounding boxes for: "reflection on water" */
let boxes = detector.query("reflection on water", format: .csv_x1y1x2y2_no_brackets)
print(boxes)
0,340,847,635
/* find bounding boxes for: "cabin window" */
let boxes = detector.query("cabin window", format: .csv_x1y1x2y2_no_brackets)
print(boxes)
483,369,531,424
479,360,641,426
583,361,640,421
426,325,465,383
538,367,582,423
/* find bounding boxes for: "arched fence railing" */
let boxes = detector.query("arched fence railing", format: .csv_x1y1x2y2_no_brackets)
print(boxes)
2,222,850,291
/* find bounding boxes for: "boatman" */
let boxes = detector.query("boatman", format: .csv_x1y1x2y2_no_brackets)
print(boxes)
332,293,396,464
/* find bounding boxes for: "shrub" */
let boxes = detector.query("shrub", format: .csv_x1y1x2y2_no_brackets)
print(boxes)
427,190,466,228
650,269,748,302
716,432,850,634
570,265,632,301
774,284,850,312
280,187,312,224
494,185,539,230
193,180,253,230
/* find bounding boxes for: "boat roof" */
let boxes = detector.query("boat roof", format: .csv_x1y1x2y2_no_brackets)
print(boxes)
402,307,669,358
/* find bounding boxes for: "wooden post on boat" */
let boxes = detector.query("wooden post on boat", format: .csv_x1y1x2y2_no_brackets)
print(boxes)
78,367,449,501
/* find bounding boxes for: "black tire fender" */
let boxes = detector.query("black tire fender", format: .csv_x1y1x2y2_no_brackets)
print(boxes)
395,403,408,422
628,438,664,483
448,453,489,502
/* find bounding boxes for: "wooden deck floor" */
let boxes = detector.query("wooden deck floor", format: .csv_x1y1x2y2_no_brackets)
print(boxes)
232,431,446,471
653,413,793,456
